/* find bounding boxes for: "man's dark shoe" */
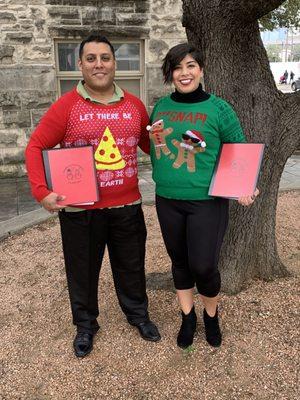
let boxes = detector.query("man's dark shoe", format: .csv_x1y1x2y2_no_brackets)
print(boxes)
73,332,94,358
135,321,161,342
203,307,222,347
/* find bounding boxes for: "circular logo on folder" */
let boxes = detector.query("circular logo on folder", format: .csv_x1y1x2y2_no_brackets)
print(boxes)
63,164,83,184
230,158,248,177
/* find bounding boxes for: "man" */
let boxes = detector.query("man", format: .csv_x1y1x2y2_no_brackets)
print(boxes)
25,34,161,358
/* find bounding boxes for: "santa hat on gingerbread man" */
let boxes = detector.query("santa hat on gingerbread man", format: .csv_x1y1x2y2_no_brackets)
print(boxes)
146,119,163,131
185,130,206,148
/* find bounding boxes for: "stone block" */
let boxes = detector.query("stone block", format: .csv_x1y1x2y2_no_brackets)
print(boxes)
21,91,55,110
0,12,17,23
31,108,48,127
134,1,150,13
47,6,80,19
152,0,182,15
82,7,116,25
0,131,18,147
0,45,14,63
147,64,164,83
146,68,172,107
101,7,115,23
35,19,46,32
116,13,148,26
5,32,33,44
46,0,102,5
2,110,31,128
0,92,21,109
81,7,100,23
0,163,27,178
48,25,149,39
22,44,52,62
1,24,20,33
19,22,35,31
48,25,91,39
60,18,82,25
1,147,25,165
111,7,135,14
32,45,52,54
151,22,184,38
112,1,135,9
148,39,169,61
7,0,42,5
24,127,33,140
0,66,56,91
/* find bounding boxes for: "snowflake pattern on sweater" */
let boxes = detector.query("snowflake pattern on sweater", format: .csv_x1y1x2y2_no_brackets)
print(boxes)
25,89,150,208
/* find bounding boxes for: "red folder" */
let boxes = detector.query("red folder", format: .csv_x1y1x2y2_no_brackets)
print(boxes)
42,146,99,206
209,143,264,199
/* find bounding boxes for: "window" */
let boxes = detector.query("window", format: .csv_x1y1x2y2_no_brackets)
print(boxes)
55,40,145,102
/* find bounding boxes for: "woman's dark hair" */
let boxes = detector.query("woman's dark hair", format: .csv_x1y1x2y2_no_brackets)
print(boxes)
162,43,204,84
79,34,115,59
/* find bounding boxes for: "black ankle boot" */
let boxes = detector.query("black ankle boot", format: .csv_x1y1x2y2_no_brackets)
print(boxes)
203,307,222,347
177,306,197,349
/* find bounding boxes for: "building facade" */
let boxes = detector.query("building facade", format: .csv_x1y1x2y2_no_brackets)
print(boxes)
0,0,186,177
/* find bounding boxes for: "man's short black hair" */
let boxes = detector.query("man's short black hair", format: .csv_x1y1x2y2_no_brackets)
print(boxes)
79,34,115,59
162,43,204,84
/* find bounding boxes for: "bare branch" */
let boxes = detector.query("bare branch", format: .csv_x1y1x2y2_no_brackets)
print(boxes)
182,0,287,29
236,0,287,22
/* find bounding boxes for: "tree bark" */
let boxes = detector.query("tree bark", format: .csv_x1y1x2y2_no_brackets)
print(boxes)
182,0,300,293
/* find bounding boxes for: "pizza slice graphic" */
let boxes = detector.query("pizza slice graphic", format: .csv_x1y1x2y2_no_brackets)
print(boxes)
95,127,126,170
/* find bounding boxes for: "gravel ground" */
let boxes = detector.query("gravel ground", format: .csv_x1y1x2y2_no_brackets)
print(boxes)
0,191,299,400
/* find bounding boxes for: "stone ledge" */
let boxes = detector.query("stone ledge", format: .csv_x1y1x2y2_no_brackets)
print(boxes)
0,208,54,242
116,13,148,25
48,25,150,38
5,32,33,43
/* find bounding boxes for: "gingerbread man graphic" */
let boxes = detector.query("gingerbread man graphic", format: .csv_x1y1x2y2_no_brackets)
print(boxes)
147,119,173,159
172,130,206,172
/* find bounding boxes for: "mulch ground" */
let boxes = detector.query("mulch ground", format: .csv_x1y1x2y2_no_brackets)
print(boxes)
0,191,299,400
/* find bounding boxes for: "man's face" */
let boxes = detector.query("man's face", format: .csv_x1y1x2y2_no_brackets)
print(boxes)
78,41,116,93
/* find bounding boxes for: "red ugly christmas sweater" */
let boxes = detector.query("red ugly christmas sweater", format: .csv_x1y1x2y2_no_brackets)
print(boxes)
25,89,150,209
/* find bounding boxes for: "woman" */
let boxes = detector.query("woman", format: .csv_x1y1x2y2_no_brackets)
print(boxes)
148,43,258,349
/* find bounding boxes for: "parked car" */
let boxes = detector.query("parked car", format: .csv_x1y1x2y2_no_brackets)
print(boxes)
291,78,300,91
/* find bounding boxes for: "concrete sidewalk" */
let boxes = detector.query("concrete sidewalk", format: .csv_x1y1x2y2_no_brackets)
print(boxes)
0,155,299,241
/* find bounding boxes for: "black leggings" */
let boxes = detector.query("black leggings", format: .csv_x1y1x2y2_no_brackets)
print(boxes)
156,195,229,297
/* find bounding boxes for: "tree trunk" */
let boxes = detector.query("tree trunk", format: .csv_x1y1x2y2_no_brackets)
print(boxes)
182,0,300,293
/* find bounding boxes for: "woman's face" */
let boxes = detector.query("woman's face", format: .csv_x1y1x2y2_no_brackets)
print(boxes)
172,54,203,94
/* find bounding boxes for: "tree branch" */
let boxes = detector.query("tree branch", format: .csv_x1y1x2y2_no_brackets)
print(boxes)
182,0,287,30
236,0,287,22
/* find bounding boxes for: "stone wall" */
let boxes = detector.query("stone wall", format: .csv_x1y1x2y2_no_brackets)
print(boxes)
0,0,185,177
148,0,186,108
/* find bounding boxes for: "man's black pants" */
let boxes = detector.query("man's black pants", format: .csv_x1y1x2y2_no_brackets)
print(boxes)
58,204,149,334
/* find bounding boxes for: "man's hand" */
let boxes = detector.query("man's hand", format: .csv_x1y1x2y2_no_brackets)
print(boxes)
40,192,66,213
238,188,259,207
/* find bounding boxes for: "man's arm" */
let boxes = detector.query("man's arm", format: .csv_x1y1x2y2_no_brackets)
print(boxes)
25,95,72,207
129,95,150,155
138,106,150,154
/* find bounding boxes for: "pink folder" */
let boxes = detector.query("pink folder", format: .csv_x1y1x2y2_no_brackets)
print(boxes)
208,143,264,199
42,146,99,206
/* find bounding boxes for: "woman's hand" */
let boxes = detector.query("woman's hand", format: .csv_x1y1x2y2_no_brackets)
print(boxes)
238,188,259,207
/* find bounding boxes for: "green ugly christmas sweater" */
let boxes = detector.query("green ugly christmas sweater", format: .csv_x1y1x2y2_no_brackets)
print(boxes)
150,94,246,200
